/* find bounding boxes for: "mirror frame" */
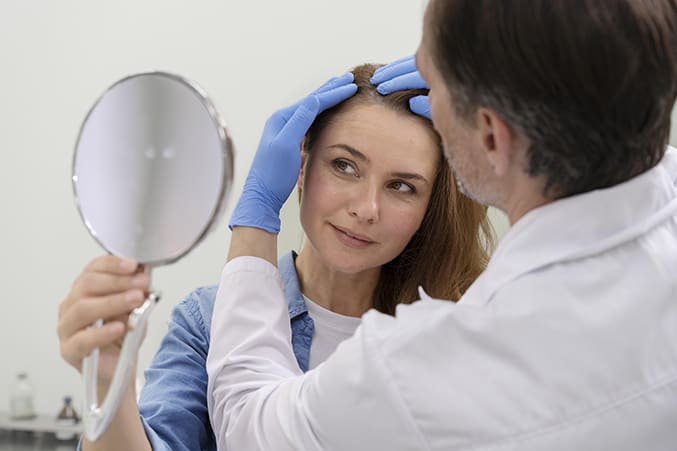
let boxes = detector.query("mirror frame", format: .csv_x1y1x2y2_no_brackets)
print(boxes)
71,71,234,442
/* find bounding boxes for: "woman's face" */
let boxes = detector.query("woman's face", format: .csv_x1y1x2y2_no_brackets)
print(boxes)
298,103,440,274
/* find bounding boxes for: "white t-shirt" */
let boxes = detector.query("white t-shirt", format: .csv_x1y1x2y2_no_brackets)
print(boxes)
304,295,361,369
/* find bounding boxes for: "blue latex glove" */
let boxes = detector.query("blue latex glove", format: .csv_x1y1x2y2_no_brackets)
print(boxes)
229,73,357,233
370,55,431,120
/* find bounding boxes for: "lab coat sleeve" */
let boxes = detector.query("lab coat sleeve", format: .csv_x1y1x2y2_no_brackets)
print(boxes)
206,256,427,451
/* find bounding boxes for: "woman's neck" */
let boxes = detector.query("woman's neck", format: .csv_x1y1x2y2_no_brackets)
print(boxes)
294,245,379,317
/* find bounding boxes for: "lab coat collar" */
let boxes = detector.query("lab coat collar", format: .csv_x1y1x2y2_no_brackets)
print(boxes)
462,146,677,306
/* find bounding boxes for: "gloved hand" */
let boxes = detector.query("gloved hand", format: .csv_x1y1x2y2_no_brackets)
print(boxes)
370,55,431,120
229,73,357,233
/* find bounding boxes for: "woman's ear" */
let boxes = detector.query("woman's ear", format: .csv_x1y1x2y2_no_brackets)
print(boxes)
297,138,309,191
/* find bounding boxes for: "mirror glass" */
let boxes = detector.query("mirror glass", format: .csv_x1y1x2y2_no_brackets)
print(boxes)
73,72,233,265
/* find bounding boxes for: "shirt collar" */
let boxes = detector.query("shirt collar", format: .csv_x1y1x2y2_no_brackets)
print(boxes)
462,146,677,306
278,250,307,318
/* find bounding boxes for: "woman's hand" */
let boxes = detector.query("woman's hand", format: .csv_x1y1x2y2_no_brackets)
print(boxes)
57,255,149,384
229,73,357,233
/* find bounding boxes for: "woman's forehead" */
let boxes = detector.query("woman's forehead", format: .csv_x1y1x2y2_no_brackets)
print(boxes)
317,104,440,173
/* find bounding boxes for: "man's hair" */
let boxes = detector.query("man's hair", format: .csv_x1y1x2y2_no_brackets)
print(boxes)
302,64,495,314
427,0,677,197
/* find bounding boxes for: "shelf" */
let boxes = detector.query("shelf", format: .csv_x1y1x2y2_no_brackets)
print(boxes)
0,413,82,435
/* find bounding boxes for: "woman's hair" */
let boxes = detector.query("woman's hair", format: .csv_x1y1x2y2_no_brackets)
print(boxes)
303,64,495,315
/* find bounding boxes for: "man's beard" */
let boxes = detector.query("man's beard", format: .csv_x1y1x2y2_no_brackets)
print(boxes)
445,151,489,206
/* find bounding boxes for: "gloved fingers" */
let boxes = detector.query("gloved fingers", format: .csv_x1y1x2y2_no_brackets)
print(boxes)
370,55,416,84
314,82,358,113
270,76,356,130
275,81,356,149
376,71,428,95
265,101,302,133
274,95,321,150
385,54,416,67
409,95,432,120
313,72,355,95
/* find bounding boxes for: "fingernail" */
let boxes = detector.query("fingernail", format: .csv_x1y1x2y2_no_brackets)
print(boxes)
109,322,125,335
131,273,148,288
119,258,137,272
125,290,143,305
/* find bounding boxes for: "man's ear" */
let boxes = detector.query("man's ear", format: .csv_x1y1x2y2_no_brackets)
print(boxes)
476,107,524,176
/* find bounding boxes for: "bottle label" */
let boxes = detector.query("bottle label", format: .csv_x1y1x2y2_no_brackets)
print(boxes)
55,419,78,441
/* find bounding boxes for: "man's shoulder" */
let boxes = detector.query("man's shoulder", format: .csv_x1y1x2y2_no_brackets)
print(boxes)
359,298,461,350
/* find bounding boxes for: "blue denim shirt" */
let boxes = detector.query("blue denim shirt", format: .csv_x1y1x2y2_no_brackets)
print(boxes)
78,251,313,451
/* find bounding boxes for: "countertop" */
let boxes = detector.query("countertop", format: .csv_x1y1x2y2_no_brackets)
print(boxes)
0,413,81,450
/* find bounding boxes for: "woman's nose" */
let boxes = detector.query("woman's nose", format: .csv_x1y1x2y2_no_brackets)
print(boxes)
348,183,380,224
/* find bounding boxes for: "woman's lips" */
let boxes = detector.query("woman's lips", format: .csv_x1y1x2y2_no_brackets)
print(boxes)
331,224,375,249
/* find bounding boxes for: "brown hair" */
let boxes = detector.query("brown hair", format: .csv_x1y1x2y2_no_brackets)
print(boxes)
303,64,494,315
426,0,677,198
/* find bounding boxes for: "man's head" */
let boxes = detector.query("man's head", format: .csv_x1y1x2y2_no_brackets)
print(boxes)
418,0,677,213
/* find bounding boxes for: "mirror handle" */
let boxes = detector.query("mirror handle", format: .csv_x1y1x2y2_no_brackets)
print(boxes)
82,291,160,442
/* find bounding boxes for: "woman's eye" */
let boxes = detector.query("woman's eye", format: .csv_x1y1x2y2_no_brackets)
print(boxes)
390,181,416,194
332,159,357,175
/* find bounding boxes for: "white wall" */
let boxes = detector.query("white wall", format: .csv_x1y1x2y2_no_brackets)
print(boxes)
0,0,675,418
0,0,429,416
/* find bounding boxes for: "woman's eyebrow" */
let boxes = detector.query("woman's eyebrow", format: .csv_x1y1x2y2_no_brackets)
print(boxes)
328,144,369,163
391,172,429,185
328,143,430,185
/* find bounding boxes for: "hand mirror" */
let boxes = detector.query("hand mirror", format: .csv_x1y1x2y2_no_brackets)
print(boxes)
72,72,234,441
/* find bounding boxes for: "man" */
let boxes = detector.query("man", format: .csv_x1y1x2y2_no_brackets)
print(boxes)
207,1,677,449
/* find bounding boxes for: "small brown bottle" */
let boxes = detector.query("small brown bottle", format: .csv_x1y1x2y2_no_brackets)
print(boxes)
55,396,80,441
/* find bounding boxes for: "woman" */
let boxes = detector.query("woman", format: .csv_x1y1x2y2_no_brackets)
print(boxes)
58,64,493,451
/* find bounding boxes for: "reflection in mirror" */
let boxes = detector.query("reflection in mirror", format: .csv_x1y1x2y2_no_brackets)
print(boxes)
72,72,234,441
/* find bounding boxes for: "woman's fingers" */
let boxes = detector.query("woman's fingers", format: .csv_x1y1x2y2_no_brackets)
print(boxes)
57,289,146,341
71,270,149,299
60,256,148,317
83,255,139,274
59,320,126,370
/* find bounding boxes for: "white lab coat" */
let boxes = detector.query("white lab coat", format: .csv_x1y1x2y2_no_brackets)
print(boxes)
207,147,677,450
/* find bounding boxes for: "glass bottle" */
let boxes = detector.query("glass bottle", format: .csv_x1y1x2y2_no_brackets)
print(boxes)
55,396,80,440
9,372,36,420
